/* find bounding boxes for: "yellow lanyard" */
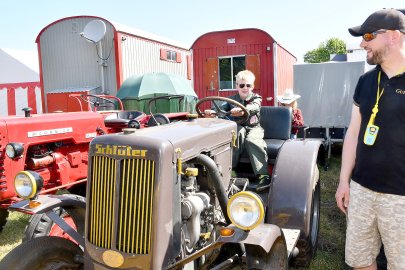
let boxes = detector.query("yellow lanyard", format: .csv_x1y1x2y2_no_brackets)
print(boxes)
368,67,405,125
368,71,384,126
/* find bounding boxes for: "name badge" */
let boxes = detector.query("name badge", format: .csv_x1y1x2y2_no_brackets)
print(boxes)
363,124,379,146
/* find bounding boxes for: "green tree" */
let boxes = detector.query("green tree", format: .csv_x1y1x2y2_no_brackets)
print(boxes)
304,38,346,63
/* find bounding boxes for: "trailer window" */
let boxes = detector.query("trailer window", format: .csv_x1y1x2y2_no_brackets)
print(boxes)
160,49,182,63
167,51,177,61
219,56,245,90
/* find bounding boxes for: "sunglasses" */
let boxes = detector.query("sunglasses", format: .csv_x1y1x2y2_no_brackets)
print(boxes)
238,83,252,88
362,30,387,42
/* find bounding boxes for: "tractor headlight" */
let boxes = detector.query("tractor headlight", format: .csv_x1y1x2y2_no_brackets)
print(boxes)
14,171,43,199
5,143,24,159
227,191,264,231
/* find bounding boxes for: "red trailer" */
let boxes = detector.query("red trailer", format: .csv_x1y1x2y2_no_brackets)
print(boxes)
191,28,296,106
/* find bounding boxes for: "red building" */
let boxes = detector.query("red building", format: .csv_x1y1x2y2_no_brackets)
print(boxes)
191,28,296,106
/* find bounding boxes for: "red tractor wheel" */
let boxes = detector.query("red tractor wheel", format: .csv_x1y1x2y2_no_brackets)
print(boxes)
24,207,84,243
24,194,85,242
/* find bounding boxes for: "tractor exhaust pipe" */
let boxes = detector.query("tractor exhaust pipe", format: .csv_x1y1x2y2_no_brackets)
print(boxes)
193,154,230,224
27,155,55,169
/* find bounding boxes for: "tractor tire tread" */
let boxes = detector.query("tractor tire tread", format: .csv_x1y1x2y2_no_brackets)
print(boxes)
23,208,63,242
0,209,9,232
0,236,83,270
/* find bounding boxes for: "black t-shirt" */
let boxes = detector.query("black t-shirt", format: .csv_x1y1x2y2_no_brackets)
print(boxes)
352,65,405,196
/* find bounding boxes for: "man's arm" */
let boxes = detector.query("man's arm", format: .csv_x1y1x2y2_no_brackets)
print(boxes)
245,95,262,114
231,95,262,117
336,105,361,214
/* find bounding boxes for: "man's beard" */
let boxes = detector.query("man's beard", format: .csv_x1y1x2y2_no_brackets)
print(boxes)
366,46,388,65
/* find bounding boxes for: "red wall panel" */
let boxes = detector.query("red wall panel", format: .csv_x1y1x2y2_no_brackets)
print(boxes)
191,28,296,107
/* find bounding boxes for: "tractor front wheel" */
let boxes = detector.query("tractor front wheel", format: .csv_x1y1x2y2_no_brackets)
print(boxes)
24,208,65,241
245,236,288,270
23,206,84,243
0,236,83,270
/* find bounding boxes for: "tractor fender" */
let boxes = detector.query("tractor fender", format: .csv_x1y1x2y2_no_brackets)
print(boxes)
9,194,86,215
266,139,321,240
218,224,282,253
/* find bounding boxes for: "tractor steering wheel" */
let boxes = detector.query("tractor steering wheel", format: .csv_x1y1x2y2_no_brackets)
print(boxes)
195,96,250,124
80,94,116,108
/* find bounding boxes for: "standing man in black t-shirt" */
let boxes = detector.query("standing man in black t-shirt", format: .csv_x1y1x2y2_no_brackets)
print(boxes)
335,9,405,270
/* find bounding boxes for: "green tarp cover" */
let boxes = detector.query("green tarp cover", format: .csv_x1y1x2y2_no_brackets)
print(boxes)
117,72,197,113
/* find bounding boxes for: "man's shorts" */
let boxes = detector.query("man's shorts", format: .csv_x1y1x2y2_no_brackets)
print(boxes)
345,181,405,269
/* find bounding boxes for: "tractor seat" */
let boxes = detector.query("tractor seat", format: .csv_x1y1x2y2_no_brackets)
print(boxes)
104,110,146,128
240,106,292,164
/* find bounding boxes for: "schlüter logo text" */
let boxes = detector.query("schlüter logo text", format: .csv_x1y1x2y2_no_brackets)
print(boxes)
95,144,147,157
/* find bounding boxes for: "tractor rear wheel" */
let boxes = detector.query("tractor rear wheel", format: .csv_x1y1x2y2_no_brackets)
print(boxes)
0,208,9,232
0,236,83,270
291,180,321,268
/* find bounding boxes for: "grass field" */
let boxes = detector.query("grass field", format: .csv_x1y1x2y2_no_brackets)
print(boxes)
0,147,350,269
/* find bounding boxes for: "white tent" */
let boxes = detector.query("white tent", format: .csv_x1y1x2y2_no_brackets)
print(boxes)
0,48,39,84
0,48,41,116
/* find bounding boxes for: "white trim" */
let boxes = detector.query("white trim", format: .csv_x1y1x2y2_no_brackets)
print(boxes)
35,86,43,114
15,87,29,116
0,88,8,116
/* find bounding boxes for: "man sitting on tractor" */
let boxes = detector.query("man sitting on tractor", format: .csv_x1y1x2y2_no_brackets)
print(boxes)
204,70,270,191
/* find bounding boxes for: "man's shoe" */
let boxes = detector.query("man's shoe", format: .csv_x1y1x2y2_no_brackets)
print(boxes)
256,175,271,191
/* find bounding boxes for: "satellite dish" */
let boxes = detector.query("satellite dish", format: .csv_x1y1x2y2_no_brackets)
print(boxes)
81,19,106,43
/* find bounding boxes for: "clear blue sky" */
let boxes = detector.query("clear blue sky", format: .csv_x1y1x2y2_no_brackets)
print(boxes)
1,1,404,62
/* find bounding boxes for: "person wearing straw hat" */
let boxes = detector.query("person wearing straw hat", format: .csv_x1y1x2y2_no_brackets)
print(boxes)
204,70,270,191
277,88,304,139
335,8,405,270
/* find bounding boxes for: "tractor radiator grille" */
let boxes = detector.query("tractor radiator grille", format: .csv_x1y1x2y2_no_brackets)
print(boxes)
88,156,155,254
88,156,117,249
117,158,155,254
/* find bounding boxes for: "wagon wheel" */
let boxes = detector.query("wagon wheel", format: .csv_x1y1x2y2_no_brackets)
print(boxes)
195,96,250,124
0,236,83,270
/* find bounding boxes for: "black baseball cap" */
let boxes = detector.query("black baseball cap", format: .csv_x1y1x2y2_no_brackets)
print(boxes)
348,9,405,36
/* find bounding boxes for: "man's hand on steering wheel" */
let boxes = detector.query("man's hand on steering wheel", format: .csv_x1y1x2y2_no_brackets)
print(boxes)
195,96,250,124
230,107,245,117
204,109,217,118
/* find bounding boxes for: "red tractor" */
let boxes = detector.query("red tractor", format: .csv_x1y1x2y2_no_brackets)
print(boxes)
0,94,190,234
